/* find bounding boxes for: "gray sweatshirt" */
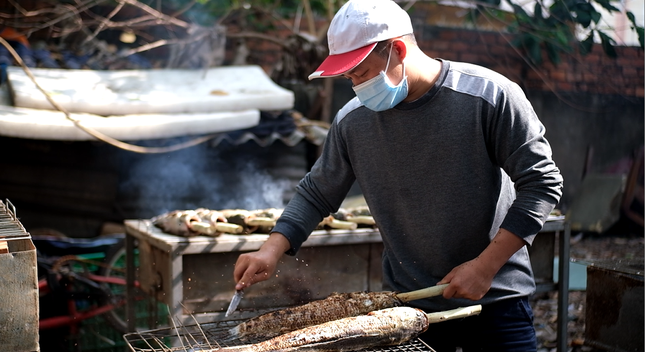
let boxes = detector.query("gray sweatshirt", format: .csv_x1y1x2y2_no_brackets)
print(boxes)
272,60,563,311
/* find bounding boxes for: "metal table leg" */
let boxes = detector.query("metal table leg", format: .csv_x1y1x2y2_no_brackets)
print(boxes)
556,222,571,352
126,233,136,332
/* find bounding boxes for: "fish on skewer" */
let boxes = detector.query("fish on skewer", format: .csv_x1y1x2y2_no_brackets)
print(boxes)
333,206,376,226
225,285,447,342
151,210,201,237
219,305,482,352
152,209,245,236
151,206,378,237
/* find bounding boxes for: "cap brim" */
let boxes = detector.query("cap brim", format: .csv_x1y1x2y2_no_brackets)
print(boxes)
308,43,377,80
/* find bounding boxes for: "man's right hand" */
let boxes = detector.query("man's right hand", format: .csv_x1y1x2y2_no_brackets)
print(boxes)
233,232,291,290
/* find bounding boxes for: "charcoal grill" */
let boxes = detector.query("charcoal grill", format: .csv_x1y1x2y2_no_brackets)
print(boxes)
123,317,436,352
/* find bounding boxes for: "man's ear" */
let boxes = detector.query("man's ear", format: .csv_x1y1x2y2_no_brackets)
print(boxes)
392,40,407,62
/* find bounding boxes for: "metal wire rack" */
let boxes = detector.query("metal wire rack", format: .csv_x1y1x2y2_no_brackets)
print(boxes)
123,318,437,352
0,199,30,241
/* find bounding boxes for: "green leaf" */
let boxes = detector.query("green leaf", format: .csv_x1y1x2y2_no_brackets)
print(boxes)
545,41,561,64
598,30,618,57
579,31,595,55
510,35,523,48
576,11,592,27
635,26,645,48
549,0,573,22
626,11,645,48
525,35,544,64
574,2,596,27
563,0,578,9
593,0,621,13
512,3,530,22
480,0,502,6
591,9,602,24
534,2,544,21
555,28,571,46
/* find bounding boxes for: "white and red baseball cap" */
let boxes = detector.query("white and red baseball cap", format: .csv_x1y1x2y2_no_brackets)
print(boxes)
308,0,413,80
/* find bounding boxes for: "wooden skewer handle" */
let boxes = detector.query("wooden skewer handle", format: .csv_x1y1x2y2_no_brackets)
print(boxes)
191,222,244,235
425,304,482,324
396,284,448,302
246,217,277,227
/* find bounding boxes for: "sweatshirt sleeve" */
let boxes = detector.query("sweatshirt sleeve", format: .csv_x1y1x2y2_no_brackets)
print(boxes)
271,113,357,254
490,82,564,244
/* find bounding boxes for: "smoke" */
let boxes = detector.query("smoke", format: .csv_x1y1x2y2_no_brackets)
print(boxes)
225,163,292,210
119,144,293,218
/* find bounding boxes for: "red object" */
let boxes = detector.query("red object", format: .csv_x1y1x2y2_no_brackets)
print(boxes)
311,42,377,78
0,27,29,47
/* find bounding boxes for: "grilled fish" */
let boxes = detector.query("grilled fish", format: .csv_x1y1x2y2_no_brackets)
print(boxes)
151,210,201,237
226,291,402,342
221,307,429,352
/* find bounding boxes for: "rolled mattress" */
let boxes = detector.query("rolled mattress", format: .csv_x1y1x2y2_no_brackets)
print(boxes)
0,105,260,141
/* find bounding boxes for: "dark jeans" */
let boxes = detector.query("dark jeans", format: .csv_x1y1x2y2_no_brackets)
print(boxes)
418,296,537,352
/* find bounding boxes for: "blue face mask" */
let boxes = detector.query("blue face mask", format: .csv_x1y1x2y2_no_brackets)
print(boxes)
352,43,409,112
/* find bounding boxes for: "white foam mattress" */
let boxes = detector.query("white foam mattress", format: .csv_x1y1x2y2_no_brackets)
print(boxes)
7,65,294,116
0,105,260,141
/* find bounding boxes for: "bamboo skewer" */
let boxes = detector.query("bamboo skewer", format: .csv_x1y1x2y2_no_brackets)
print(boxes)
396,284,448,302
346,215,376,225
425,304,482,324
191,221,244,235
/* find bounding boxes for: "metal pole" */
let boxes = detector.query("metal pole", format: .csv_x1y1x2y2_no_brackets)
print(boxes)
126,233,136,332
556,221,571,352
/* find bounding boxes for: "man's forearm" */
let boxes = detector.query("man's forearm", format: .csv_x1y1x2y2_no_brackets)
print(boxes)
478,228,527,276
262,232,292,256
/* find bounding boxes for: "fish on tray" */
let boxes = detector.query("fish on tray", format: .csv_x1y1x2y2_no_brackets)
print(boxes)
226,291,401,342
225,285,448,342
218,305,481,352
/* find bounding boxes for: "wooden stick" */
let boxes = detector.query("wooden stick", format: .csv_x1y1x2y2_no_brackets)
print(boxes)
327,219,358,230
426,304,482,324
246,217,277,227
396,284,448,302
346,216,376,225
190,221,244,235
0,241,8,254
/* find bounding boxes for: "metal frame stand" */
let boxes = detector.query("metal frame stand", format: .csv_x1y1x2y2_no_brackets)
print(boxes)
556,221,571,352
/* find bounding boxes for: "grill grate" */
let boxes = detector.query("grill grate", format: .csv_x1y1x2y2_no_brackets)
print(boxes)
0,199,30,241
124,319,436,352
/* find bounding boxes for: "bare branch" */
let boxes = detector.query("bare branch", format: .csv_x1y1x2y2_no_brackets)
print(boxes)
83,0,126,44
117,26,212,57
228,31,291,49
170,0,199,18
24,0,109,36
121,0,190,29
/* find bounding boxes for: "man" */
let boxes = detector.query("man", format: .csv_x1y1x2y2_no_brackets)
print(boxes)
232,0,563,350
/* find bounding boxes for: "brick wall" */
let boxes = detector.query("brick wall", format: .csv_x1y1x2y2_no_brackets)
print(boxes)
416,26,644,98
230,17,643,99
